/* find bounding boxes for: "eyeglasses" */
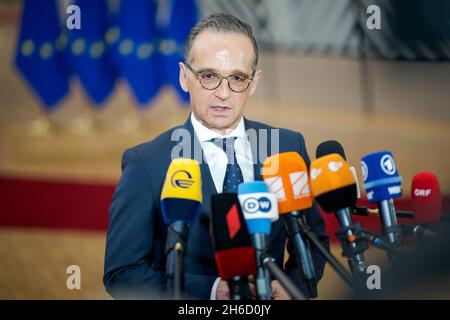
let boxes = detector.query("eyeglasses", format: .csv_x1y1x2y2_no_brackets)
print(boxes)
185,63,254,93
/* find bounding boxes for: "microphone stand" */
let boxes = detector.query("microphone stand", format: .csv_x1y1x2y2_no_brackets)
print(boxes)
357,230,404,255
295,216,357,291
165,221,189,299
252,234,273,300
334,217,370,286
228,276,251,300
285,213,318,297
262,257,306,300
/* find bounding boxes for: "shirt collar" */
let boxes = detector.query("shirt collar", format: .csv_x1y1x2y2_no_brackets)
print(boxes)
190,112,246,143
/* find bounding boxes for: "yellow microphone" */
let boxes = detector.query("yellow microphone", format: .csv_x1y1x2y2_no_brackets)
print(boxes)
160,158,202,299
161,158,202,224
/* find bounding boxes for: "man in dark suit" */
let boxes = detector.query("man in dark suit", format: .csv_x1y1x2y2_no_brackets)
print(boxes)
104,13,329,300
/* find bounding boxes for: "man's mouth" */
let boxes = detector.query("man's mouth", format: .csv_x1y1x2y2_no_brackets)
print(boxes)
210,106,231,113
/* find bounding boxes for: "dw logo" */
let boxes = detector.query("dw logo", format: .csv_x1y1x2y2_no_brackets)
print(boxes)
243,197,272,214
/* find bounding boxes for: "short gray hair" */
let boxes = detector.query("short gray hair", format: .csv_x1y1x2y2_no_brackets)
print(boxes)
184,13,259,71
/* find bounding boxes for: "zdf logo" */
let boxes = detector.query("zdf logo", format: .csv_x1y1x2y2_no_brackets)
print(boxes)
242,197,272,214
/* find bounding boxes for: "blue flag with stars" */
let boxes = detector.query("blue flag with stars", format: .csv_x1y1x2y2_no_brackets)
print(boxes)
113,0,161,107
15,0,69,111
66,0,117,107
156,0,198,104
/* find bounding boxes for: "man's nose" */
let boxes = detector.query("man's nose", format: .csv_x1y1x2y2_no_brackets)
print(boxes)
214,78,231,100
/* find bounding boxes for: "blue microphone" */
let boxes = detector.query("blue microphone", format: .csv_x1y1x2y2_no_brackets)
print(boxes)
238,181,306,300
361,151,402,246
238,181,275,300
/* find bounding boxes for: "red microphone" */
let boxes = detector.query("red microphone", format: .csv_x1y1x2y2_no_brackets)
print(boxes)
411,172,442,224
400,172,442,239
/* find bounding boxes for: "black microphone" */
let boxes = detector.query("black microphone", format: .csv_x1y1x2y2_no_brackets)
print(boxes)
210,193,255,300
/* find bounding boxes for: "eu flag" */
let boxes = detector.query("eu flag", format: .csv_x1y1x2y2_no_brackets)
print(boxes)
66,0,117,107
15,0,70,111
156,0,198,104
114,0,161,107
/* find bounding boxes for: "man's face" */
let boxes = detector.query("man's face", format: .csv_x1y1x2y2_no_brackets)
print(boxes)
179,30,261,134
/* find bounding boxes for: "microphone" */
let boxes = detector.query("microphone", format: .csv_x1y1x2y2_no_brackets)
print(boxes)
160,158,202,299
361,151,403,251
262,151,318,298
411,172,442,224
401,172,442,238
263,152,356,291
316,140,361,198
210,193,256,300
310,152,369,282
238,181,306,300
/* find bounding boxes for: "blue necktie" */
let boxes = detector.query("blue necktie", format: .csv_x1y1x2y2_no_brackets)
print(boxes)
212,137,244,193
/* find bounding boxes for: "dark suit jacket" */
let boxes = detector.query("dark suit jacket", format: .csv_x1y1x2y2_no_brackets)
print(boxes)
103,116,329,299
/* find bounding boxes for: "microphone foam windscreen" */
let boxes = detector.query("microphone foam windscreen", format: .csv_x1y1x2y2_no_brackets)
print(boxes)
210,193,256,279
160,158,202,224
411,172,442,224
310,153,357,212
360,151,402,203
316,140,347,160
262,152,313,214
238,181,279,235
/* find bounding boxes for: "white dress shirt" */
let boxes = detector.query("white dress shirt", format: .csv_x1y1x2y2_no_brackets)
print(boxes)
190,113,255,299
190,113,254,193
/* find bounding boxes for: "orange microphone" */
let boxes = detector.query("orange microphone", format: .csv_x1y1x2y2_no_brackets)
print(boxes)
262,152,317,297
309,153,357,213
262,151,313,214
262,152,355,292
310,153,369,282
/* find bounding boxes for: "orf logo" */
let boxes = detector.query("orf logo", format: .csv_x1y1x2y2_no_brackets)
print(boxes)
243,197,272,214
171,170,194,188
414,188,431,197
380,155,396,175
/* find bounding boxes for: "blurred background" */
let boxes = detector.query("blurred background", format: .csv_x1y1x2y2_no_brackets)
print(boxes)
0,0,449,299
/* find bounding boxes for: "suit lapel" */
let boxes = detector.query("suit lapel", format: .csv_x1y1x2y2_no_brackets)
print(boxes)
244,118,270,182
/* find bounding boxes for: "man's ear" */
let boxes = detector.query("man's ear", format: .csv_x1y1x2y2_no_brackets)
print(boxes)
179,62,189,93
248,69,262,96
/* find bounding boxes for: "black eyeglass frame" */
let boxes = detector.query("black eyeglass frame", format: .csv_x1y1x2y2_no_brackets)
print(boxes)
185,63,255,93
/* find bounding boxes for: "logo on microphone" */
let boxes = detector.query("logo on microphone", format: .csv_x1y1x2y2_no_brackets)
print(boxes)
310,168,322,180
361,161,368,182
328,161,343,172
380,155,396,175
414,188,431,197
242,197,272,214
289,171,310,199
226,204,241,239
265,176,286,201
170,170,194,188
